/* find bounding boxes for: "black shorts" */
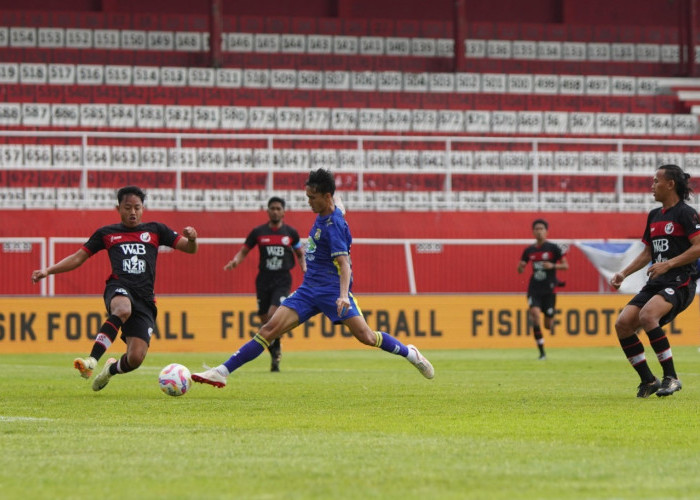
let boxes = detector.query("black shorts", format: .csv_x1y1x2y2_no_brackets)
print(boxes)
255,272,292,316
527,292,556,318
628,279,696,327
104,284,157,345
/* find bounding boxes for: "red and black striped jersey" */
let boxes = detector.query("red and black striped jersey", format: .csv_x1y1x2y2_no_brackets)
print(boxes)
643,201,700,285
82,222,182,301
520,241,564,294
244,223,302,274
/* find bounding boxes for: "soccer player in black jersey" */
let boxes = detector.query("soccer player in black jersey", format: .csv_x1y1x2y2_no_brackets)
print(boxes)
223,196,306,371
611,165,700,398
517,219,569,360
31,186,198,391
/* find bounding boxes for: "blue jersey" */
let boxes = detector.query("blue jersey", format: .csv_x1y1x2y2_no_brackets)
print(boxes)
302,207,352,289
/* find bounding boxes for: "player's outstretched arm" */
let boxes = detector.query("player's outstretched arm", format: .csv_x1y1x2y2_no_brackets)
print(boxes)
31,249,89,284
610,245,652,289
224,246,249,270
177,226,198,254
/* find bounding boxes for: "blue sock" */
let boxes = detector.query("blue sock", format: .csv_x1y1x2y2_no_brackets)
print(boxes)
374,331,409,357
223,334,268,373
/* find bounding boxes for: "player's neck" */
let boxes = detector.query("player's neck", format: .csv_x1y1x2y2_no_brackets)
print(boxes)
268,220,283,229
319,204,335,216
661,196,680,210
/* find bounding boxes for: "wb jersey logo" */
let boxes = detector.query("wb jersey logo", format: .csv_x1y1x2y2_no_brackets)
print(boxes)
120,242,147,274
652,238,669,253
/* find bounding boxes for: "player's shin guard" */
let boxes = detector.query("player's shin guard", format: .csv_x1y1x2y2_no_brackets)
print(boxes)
374,331,409,357
620,334,655,382
89,315,123,361
646,326,676,379
223,334,268,373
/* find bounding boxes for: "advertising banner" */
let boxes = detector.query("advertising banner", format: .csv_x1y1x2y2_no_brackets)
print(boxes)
0,294,698,353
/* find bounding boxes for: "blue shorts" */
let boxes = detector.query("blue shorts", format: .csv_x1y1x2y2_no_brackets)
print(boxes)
282,283,362,325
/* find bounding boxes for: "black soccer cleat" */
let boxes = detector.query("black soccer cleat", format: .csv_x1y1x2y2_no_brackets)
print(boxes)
656,376,682,397
636,378,661,398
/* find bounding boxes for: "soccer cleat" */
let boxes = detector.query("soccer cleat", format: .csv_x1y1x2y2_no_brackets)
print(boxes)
270,359,280,372
407,344,434,379
92,358,117,392
656,376,682,397
73,356,97,379
636,377,661,398
538,354,547,361
192,367,227,388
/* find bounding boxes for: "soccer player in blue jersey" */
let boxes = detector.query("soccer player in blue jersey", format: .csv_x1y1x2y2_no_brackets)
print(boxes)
610,165,700,398
192,168,434,388
31,186,199,391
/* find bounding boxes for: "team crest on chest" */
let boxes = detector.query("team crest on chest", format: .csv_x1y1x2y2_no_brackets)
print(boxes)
314,228,322,240
664,223,674,234
140,232,151,242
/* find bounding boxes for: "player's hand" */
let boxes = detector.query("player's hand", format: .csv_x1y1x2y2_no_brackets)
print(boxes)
647,261,670,280
182,226,197,241
336,297,350,317
609,272,624,289
31,269,47,284
541,262,554,270
223,259,237,271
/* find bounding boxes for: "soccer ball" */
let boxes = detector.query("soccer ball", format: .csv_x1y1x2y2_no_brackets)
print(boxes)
158,363,192,397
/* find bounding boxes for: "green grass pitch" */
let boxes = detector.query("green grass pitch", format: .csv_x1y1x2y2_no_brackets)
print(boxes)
2,347,700,500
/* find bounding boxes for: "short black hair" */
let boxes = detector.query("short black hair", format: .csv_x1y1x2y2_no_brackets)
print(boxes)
532,218,548,230
268,196,286,208
306,168,336,195
117,186,146,204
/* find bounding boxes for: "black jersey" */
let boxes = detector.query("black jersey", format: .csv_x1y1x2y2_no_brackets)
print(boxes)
520,241,564,294
642,201,700,285
82,222,181,302
244,223,301,275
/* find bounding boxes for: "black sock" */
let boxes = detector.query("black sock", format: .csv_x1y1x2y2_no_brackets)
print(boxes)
619,334,655,382
89,315,123,361
268,338,281,359
109,354,134,376
533,326,545,356
646,326,676,379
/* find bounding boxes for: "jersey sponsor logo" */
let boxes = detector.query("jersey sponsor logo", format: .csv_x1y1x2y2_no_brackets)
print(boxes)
265,256,284,271
110,235,122,242
265,246,285,257
665,288,675,295
652,239,669,253
123,255,146,274
120,243,147,255
140,232,152,243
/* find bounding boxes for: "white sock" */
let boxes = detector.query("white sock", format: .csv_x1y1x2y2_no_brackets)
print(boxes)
406,346,418,363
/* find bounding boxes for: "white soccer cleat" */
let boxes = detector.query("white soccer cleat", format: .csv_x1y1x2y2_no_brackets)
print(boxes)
407,345,434,379
191,367,227,388
73,356,97,379
92,358,117,392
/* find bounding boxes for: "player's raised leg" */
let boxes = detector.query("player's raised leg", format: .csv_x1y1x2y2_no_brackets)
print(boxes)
192,306,300,388
344,315,434,379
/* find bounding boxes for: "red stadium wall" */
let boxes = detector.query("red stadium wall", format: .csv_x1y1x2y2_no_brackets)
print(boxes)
0,0,685,26
1,210,647,296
